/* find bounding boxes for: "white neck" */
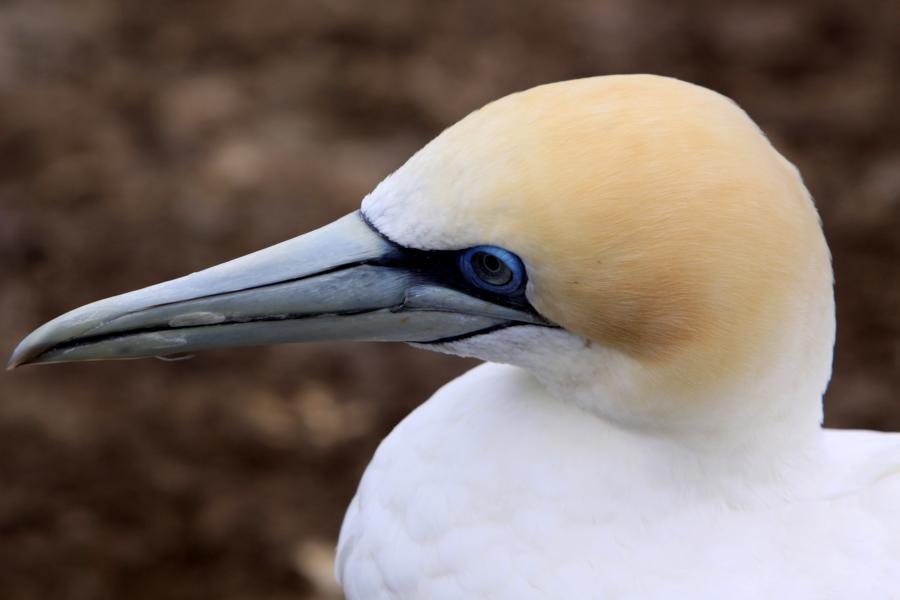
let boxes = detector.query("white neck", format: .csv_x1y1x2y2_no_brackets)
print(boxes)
428,312,833,503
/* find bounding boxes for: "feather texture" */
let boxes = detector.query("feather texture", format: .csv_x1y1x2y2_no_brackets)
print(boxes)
337,75,899,597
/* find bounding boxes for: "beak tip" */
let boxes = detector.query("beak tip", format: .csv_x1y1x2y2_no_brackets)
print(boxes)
7,348,28,371
7,336,42,371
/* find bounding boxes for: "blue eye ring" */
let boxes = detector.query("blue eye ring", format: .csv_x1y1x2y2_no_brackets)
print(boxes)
459,246,525,294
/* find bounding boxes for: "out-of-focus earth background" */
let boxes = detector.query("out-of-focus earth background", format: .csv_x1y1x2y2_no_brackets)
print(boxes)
1,1,898,598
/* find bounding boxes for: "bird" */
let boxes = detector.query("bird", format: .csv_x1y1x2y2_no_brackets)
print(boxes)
9,74,900,598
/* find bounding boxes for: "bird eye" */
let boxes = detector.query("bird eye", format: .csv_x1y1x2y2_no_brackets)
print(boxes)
459,246,525,294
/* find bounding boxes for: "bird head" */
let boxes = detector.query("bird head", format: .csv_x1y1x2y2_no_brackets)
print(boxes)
9,75,834,431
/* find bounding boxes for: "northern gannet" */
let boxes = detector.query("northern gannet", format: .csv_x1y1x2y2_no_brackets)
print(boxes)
8,75,900,598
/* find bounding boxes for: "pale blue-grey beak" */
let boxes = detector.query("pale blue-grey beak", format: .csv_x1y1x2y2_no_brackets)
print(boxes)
8,212,550,369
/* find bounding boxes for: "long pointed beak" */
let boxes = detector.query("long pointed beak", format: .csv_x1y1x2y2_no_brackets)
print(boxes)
8,211,550,369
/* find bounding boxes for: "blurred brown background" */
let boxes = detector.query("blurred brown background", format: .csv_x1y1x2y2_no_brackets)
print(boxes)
1,0,898,598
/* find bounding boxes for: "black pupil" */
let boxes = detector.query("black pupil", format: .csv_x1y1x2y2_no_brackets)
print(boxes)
473,252,513,286
482,254,502,273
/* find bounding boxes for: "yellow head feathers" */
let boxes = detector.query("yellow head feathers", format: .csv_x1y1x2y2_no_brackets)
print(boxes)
363,75,832,390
